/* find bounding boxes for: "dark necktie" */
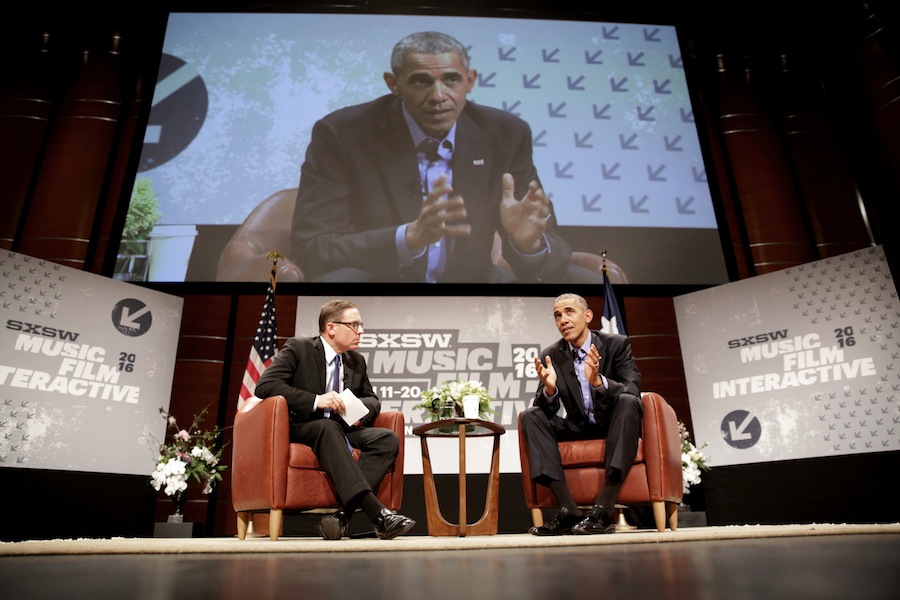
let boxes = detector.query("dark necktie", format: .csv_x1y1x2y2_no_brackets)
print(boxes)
323,355,340,418
415,137,450,282
327,354,353,452
331,354,341,392
417,138,442,163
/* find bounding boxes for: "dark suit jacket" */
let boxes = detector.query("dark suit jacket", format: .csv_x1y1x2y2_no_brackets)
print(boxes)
533,330,642,428
254,336,380,432
292,94,572,282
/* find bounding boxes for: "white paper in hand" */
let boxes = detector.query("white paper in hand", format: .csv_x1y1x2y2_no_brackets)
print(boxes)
339,388,369,426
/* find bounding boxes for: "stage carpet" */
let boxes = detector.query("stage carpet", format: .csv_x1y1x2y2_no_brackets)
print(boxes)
2,522,898,556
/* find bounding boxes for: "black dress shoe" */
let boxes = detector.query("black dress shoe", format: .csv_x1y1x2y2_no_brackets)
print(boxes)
316,508,351,540
373,509,416,540
528,506,582,536
572,505,616,535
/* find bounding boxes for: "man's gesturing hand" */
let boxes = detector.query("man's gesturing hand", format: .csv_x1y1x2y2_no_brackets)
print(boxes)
534,355,558,396
406,174,471,253
499,173,550,253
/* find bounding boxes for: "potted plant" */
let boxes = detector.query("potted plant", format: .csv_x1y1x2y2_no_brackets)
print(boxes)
413,379,496,425
150,405,228,522
114,176,161,281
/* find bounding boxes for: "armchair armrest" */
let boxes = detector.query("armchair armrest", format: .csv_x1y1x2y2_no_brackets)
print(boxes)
640,392,684,503
232,395,291,512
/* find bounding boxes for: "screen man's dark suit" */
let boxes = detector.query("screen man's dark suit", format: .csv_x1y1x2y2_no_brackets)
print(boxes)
254,336,398,505
521,330,643,484
292,94,573,282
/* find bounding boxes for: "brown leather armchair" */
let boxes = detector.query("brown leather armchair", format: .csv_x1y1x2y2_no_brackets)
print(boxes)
518,391,683,532
231,395,406,540
216,189,306,283
217,188,628,283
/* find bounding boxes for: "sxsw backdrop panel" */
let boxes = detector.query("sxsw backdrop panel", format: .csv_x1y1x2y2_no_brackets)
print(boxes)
295,295,561,475
0,251,184,476
118,11,729,285
674,245,898,467
674,245,900,524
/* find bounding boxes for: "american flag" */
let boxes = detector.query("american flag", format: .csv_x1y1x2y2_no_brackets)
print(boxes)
600,266,626,336
237,264,278,412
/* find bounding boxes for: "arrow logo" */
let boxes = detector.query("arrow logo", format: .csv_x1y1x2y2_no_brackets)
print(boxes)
498,47,516,61
542,48,560,62
574,132,593,148
478,72,497,87
721,410,762,449
113,298,153,337
554,162,575,179
567,75,586,90
585,50,604,64
548,102,567,118
120,304,151,329
593,104,612,119
627,51,645,66
582,194,603,212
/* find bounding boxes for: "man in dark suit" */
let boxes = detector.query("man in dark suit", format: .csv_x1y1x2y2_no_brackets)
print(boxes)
520,293,643,535
254,299,415,540
292,31,589,283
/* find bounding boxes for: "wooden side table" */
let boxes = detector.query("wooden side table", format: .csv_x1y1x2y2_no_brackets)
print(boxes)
411,418,506,536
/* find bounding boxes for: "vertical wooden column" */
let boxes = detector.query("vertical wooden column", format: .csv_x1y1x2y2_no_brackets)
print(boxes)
624,296,690,427
851,1,900,274
854,2,900,195
18,27,130,269
89,71,146,275
712,52,815,275
0,27,65,250
686,47,751,281
776,52,873,258
161,293,235,533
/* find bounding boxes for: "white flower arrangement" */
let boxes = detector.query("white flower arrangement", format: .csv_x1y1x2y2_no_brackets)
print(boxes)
413,379,496,420
679,421,710,494
150,406,228,496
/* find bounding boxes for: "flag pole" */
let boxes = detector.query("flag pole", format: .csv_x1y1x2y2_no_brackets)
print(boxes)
242,250,283,540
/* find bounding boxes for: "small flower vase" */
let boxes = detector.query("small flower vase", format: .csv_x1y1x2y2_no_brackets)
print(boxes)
438,400,459,433
168,490,186,523
439,399,457,420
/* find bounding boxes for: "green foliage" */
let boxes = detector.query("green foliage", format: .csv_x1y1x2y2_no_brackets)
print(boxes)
123,177,162,241
151,405,229,496
413,379,496,420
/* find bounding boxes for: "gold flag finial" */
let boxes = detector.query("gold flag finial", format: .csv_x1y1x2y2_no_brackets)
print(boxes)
265,250,284,290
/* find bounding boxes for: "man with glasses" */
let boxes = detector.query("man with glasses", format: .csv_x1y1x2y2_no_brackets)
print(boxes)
255,299,416,540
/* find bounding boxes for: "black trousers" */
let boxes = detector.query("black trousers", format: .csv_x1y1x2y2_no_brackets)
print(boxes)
293,417,399,506
520,393,643,484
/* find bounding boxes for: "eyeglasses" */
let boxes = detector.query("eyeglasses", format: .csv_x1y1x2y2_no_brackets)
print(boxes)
333,321,364,332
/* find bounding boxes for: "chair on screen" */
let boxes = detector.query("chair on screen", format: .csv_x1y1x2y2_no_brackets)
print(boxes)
518,391,683,532
231,395,405,541
216,188,629,283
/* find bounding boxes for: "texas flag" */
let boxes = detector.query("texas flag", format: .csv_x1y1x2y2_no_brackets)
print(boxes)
600,268,625,336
